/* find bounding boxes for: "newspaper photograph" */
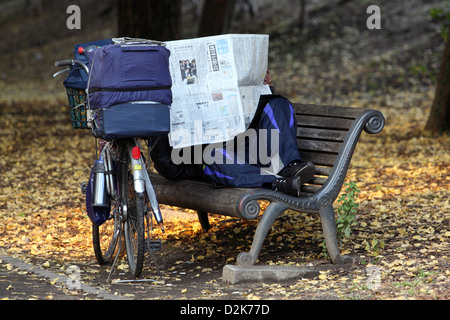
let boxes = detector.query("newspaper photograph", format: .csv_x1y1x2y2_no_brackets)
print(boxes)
165,34,271,149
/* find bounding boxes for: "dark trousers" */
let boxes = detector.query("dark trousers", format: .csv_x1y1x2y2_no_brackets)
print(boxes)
150,96,302,188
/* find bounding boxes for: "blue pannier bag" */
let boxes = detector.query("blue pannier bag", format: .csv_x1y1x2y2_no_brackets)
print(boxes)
87,43,172,109
87,42,172,140
93,101,170,140
85,167,110,226
63,39,114,90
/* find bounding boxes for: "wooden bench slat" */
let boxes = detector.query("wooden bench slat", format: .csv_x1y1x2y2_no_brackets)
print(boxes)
297,115,354,130
150,173,256,219
297,139,342,153
297,127,346,142
311,176,327,185
299,150,337,167
315,166,332,176
300,184,321,194
294,103,364,119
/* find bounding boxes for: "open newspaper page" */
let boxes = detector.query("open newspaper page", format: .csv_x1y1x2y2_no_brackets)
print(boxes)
165,34,271,149
232,34,272,127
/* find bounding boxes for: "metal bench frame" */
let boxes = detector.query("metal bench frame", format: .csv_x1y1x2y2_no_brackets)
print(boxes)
152,103,385,265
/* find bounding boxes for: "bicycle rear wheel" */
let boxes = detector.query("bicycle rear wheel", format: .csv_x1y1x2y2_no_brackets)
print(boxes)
124,193,146,277
120,145,146,277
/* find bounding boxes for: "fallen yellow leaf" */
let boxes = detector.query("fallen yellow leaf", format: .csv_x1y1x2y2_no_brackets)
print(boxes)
319,274,328,280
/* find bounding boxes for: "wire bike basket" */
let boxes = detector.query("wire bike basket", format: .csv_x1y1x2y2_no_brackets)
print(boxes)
66,87,89,129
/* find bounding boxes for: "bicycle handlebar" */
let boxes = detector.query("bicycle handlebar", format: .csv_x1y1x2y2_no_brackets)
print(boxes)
54,59,73,67
54,59,89,74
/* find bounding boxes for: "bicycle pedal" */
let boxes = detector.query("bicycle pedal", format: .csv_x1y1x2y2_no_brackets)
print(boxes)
146,239,162,252
80,181,88,194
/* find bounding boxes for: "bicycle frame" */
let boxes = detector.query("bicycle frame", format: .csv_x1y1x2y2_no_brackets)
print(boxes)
126,140,164,231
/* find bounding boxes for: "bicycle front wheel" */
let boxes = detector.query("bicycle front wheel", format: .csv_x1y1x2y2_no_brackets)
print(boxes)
92,205,120,265
120,147,146,277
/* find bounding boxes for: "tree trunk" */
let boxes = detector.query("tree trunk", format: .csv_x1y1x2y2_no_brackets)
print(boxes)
426,29,450,133
198,0,236,37
298,0,306,29
117,0,181,41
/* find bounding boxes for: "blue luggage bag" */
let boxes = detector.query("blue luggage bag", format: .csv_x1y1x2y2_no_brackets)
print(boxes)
93,101,170,140
87,43,172,140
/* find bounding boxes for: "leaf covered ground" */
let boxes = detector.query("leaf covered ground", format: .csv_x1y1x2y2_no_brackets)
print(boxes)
0,0,449,300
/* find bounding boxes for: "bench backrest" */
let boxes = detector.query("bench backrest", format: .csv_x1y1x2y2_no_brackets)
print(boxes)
294,103,366,196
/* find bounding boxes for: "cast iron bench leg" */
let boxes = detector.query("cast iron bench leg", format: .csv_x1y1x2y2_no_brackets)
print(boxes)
319,205,343,264
236,202,289,266
197,210,210,232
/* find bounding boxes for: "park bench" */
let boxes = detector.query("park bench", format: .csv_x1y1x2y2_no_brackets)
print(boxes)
151,103,385,265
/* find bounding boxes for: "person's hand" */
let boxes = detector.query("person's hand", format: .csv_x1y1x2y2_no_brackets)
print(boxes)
264,70,272,85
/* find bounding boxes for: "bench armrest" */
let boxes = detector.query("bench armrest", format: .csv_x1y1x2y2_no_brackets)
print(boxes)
238,108,385,213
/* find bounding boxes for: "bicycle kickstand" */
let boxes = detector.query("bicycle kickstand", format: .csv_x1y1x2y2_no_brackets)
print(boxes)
107,231,123,283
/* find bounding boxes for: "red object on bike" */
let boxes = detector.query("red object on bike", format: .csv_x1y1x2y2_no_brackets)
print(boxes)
132,146,141,160
78,47,85,54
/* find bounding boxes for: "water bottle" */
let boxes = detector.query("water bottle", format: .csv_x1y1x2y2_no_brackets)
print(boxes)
78,45,99,55
92,155,109,208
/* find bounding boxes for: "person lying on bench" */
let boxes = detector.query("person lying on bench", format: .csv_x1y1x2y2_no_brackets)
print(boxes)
150,71,315,197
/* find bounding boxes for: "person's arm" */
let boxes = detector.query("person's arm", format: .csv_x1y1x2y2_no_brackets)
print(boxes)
264,70,275,93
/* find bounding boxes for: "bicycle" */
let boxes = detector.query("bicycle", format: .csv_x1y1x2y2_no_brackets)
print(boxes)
54,55,166,279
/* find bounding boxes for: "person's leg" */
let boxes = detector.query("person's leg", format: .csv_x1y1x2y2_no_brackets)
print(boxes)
255,97,315,182
201,97,313,191
254,96,300,169
150,136,206,181
202,147,277,187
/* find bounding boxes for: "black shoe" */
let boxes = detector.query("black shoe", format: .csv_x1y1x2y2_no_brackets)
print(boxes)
271,176,302,197
278,161,315,182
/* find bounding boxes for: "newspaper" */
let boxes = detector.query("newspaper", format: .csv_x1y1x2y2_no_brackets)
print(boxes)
165,34,271,148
